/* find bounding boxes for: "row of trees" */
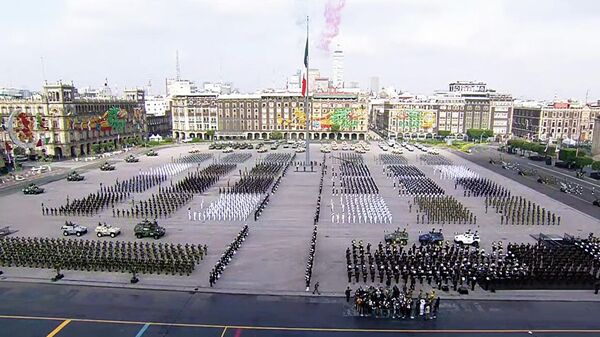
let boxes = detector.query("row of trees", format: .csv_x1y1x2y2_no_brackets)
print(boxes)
508,138,600,172
466,129,494,140
507,139,556,157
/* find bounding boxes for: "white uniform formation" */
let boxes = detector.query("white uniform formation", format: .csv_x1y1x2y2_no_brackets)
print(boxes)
199,193,262,221
432,165,478,180
140,163,193,177
330,194,392,224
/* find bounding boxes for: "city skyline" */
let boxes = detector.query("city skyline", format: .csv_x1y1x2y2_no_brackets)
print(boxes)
2,0,600,101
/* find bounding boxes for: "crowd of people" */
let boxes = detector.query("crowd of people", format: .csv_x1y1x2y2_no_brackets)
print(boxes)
201,193,263,221
456,176,510,198
209,225,249,286
352,286,440,320
433,165,478,180
488,194,560,226
162,164,236,194
0,236,206,276
330,194,392,224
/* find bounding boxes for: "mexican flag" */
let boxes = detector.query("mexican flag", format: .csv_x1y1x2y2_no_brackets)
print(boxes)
301,37,308,97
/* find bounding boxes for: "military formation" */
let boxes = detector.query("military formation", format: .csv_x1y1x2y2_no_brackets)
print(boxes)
387,165,445,196
161,164,236,194
305,155,326,290
175,153,212,164
0,237,206,276
488,194,560,226
345,235,600,292
413,195,475,224
433,165,478,180
219,152,252,164
116,191,193,219
379,154,408,165
352,286,440,320
419,154,453,166
44,190,129,217
209,225,249,286
456,176,510,198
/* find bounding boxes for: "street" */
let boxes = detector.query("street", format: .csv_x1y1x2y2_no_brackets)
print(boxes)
0,282,600,337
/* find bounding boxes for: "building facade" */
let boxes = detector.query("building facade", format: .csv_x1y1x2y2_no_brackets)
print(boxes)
171,92,368,141
171,93,219,140
370,99,438,139
0,82,146,159
512,101,600,142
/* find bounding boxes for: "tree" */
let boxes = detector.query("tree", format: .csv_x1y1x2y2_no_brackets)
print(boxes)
437,130,451,137
206,130,215,140
559,148,577,163
573,156,594,171
466,128,493,141
591,161,600,171
270,131,283,140
91,144,102,154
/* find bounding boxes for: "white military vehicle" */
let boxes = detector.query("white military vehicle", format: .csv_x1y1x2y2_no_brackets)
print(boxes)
454,230,480,247
222,147,234,153
95,223,121,238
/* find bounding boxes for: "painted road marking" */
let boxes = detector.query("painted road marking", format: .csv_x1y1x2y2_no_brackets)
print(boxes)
1,314,600,334
220,327,228,337
234,328,243,337
46,319,71,337
134,323,150,337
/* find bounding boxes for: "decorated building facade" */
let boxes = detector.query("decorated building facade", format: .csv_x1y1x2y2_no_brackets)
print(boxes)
172,92,368,141
0,82,146,159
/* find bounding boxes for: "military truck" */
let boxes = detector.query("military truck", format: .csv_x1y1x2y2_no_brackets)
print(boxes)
99,162,115,171
384,228,409,245
124,154,139,163
134,219,166,239
22,183,44,195
146,149,158,156
66,171,84,181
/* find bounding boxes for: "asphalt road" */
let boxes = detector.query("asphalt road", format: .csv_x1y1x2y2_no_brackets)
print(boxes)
452,146,600,220
1,282,599,337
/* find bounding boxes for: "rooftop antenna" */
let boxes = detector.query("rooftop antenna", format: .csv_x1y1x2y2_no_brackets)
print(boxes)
585,89,589,105
176,50,181,81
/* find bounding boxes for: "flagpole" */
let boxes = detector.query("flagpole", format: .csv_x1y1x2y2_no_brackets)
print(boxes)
304,15,310,166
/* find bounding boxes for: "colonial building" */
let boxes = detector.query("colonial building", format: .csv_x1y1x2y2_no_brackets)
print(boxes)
0,82,146,159
170,93,219,140
370,99,437,139
512,101,600,142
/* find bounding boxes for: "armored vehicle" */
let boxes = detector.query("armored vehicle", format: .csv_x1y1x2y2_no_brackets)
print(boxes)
95,222,121,238
124,155,139,163
100,162,115,171
61,221,88,237
146,149,158,156
419,229,444,246
66,171,84,181
134,219,166,239
22,183,44,195
454,230,480,247
384,228,409,245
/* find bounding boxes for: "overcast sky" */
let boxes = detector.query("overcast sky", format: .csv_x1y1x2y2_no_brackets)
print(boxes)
2,0,599,101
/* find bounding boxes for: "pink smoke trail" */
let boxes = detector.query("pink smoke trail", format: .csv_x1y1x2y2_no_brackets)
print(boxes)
318,0,346,52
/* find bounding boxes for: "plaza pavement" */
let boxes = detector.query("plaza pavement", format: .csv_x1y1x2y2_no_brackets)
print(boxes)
1,142,599,299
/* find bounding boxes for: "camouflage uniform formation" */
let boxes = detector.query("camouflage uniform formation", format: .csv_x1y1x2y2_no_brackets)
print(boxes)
488,194,560,226
174,153,212,164
0,237,205,276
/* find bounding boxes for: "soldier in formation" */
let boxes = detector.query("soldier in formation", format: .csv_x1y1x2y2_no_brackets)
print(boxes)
0,237,205,276
413,195,475,224
455,176,510,198
219,153,252,164
419,154,453,166
306,155,326,290
175,153,212,164
488,194,559,226
386,165,445,196
117,191,193,219
209,225,249,286
379,154,408,166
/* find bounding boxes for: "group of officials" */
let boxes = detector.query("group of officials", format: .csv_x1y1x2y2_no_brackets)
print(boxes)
351,286,440,320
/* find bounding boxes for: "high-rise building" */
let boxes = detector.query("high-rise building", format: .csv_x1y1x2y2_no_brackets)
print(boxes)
369,76,380,95
332,46,344,89
165,79,197,96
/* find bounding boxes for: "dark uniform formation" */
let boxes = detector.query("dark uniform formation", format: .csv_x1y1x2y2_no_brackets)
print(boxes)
353,286,440,320
116,191,193,219
345,234,600,293
386,165,445,196
419,154,452,166
306,155,327,290
414,195,475,224
379,154,407,165
209,225,249,287
488,194,560,225
175,153,212,164
219,153,252,164
455,177,510,198
228,163,286,194
162,164,236,194
0,237,205,276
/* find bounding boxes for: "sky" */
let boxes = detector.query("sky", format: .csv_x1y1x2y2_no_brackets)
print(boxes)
1,0,600,101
